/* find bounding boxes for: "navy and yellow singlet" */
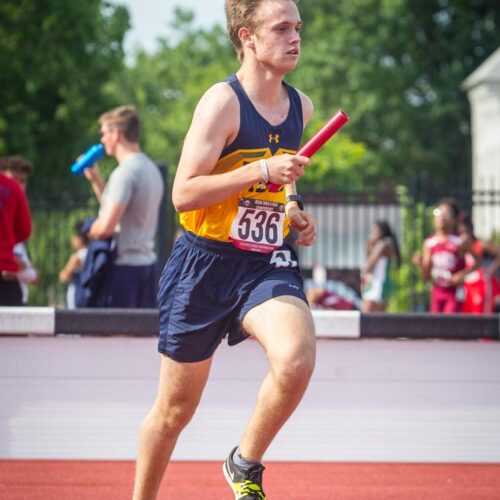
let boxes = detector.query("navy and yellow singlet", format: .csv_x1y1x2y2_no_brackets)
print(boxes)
180,74,304,249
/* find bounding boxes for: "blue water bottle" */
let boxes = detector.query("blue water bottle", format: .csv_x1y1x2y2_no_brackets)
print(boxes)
70,144,105,175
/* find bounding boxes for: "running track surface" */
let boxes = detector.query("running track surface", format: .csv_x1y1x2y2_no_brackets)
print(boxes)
1,461,500,499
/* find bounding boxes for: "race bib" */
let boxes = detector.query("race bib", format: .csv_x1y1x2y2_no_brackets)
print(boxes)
431,268,452,288
229,198,285,253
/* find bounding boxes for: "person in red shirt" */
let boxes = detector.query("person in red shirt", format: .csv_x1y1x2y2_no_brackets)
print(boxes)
0,171,32,305
458,213,500,314
413,198,477,313
0,156,39,305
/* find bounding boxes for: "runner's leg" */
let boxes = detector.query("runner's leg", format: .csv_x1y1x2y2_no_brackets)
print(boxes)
133,355,213,500
237,295,316,462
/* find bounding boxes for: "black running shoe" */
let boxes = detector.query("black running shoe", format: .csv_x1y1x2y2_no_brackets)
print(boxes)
223,447,266,499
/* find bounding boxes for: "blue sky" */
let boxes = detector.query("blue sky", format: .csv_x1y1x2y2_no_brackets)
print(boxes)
114,0,226,56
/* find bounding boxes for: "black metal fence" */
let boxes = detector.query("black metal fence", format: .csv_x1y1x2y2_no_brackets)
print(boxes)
23,177,500,310
300,190,401,270
409,177,500,242
300,185,500,312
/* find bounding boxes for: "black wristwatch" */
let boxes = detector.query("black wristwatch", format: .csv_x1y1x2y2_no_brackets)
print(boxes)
286,194,304,211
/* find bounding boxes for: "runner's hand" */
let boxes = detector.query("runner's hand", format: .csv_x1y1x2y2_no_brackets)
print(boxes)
266,154,310,185
450,271,465,286
291,209,316,246
412,251,422,266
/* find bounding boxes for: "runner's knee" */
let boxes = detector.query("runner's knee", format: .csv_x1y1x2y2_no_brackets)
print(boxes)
150,400,197,436
271,347,315,389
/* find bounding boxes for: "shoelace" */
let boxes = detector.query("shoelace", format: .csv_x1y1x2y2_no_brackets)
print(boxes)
246,466,263,483
237,466,265,499
237,480,265,499
232,457,265,499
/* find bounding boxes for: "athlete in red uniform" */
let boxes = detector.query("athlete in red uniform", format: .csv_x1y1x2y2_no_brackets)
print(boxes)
458,214,500,314
0,171,32,305
414,198,477,313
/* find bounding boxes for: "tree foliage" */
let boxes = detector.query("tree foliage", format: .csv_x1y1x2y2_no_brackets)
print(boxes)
293,0,500,189
108,9,237,177
113,2,499,191
0,0,129,192
1,1,498,194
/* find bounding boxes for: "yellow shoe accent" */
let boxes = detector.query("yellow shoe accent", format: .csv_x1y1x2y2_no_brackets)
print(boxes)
234,480,266,499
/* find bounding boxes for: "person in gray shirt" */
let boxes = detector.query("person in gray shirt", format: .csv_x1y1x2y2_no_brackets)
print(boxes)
84,105,164,307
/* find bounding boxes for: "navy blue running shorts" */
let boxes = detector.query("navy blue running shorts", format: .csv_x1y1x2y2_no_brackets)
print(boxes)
157,231,307,362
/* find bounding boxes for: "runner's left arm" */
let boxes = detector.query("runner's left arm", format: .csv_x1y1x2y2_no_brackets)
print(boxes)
286,91,317,246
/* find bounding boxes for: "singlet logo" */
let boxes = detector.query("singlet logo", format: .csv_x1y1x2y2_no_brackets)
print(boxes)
268,133,280,144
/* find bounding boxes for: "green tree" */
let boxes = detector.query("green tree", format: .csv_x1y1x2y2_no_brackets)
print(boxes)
108,8,237,175
0,0,130,193
293,0,500,189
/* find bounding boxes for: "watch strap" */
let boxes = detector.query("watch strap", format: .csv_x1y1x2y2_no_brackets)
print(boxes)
286,194,304,211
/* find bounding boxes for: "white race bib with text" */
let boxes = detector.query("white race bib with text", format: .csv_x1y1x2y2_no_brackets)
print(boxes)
229,198,285,253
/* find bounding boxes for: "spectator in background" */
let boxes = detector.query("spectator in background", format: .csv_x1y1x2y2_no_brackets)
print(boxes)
306,263,361,310
82,105,164,307
59,222,89,309
361,220,401,312
458,213,500,314
413,197,478,313
0,156,37,305
0,170,32,305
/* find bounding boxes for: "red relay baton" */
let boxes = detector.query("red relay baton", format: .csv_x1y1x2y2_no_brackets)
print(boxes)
267,109,349,192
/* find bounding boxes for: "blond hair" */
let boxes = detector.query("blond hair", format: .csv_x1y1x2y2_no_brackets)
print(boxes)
99,105,140,143
225,0,299,62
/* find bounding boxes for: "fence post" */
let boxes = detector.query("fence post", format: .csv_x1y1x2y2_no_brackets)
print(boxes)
407,174,423,312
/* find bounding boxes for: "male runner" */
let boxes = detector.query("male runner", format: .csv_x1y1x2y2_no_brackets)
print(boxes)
133,1,316,498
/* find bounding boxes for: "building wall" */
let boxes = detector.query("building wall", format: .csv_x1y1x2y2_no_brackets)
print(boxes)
465,53,500,239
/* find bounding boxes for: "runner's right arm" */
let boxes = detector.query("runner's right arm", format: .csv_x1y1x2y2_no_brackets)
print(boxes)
172,83,310,213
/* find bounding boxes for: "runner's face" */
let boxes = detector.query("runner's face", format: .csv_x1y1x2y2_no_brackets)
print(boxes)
251,0,302,72
433,204,455,232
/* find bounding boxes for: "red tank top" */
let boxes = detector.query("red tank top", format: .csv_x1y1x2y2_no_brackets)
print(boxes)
425,234,464,289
